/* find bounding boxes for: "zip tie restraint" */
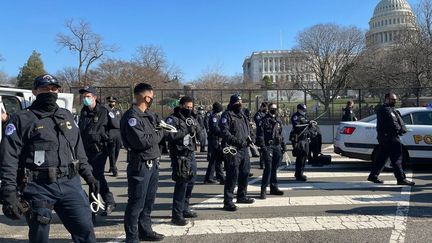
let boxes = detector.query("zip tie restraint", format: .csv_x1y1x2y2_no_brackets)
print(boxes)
90,192,105,213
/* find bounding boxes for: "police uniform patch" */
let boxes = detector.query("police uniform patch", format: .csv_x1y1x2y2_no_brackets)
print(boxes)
257,115,260,119
5,123,16,136
212,117,217,123
221,117,227,124
293,116,298,121
166,117,173,124
66,121,72,130
109,112,115,118
128,118,137,127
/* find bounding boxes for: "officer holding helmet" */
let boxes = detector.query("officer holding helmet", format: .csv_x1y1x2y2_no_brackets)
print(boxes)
0,74,99,242
79,86,117,216
290,104,310,181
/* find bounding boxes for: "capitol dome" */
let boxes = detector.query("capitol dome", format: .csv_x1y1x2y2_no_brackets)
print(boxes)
366,0,417,48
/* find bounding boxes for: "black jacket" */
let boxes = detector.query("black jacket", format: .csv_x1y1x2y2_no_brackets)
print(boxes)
0,106,93,191
376,104,406,140
219,108,251,148
165,107,201,157
120,105,163,160
79,102,116,153
341,107,357,121
256,113,284,147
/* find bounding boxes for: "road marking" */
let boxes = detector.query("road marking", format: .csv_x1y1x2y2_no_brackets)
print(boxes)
247,181,402,191
389,172,413,243
276,171,392,179
193,194,403,209
108,215,394,240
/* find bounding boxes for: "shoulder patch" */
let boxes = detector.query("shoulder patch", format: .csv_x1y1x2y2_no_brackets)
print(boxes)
108,112,115,118
212,117,217,123
293,116,298,121
128,118,137,127
256,115,260,120
221,117,227,124
5,123,16,136
166,117,173,124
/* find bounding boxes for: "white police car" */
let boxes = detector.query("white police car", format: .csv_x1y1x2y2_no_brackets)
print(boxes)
334,107,432,164
0,86,73,140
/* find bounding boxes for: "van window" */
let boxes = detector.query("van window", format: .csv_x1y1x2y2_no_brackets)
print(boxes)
411,111,432,125
1,95,22,115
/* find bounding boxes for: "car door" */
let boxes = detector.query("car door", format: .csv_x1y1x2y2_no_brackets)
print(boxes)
401,110,432,159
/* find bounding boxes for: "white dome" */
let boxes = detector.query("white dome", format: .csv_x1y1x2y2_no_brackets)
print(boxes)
373,0,413,17
366,0,417,48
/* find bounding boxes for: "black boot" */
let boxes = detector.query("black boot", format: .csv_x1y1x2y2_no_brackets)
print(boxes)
260,188,266,199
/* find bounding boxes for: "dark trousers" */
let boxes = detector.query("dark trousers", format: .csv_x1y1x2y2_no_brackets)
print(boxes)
295,139,309,177
124,159,159,243
87,150,115,205
200,130,207,151
369,138,406,180
108,134,122,172
205,141,225,181
224,148,250,205
261,145,282,190
171,154,196,219
23,175,96,243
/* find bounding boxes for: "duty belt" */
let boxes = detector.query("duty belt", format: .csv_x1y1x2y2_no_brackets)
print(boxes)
266,140,280,146
26,166,76,182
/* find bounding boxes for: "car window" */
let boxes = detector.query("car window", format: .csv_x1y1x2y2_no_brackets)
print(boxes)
402,114,412,125
411,111,432,125
360,114,377,123
1,95,22,115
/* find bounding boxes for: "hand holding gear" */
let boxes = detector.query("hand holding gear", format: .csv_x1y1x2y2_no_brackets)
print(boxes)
1,190,24,220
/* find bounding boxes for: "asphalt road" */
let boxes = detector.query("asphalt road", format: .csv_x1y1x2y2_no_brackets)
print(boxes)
1,145,431,243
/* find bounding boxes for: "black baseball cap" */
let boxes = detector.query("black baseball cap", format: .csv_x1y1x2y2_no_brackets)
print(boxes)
79,86,97,95
106,96,117,102
229,94,242,105
33,74,61,89
297,104,307,110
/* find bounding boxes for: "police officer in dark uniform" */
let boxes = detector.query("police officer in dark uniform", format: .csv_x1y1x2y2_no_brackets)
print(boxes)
203,102,225,184
79,86,116,215
0,74,99,243
368,92,414,186
290,104,310,181
341,100,358,122
106,96,123,177
256,103,285,199
121,83,165,242
220,94,255,211
166,96,201,226
254,102,268,169
196,106,207,152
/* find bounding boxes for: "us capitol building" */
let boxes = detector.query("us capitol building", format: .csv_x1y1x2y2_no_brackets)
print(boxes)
243,0,417,87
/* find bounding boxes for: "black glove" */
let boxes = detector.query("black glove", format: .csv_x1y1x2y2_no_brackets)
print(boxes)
86,177,100,196
189,125,197,136
1,190,24,220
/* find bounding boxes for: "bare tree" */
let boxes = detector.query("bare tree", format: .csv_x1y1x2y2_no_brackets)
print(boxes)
55,67,80,88
294,24,365,111
56,19,117,86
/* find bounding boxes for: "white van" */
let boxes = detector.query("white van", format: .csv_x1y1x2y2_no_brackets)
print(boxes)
0,87,74,140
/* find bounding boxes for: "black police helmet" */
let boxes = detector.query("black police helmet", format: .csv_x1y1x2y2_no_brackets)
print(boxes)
33,74,61,89
297,104,307,110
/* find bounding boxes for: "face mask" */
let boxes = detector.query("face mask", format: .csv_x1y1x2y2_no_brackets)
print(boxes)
269,109,277,115
145,96,153,108
299,111,306,116
108,103,115,108
180,108,192,117
83,97,93,107
388,102,396,107
232,104,242,113
35,92,58,111
262,108,268,113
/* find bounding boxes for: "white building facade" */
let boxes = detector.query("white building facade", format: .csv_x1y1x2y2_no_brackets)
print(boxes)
242,50,315,86
366,0,417,48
